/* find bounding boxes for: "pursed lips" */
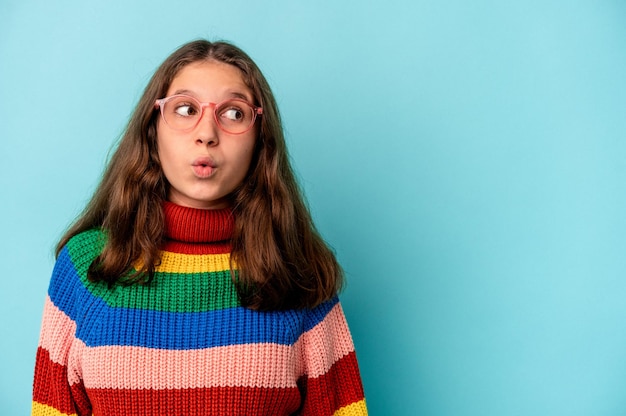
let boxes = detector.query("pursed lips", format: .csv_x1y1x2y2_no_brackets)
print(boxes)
192,156,217,178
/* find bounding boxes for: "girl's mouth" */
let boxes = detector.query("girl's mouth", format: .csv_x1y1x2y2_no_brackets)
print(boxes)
192,157,216,178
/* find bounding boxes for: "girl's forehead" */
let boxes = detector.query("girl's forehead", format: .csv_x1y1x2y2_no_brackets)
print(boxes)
168,61,253,101
172,61,246,87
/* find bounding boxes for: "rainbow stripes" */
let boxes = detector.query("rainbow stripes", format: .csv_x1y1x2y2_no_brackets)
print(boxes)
33,228,367,415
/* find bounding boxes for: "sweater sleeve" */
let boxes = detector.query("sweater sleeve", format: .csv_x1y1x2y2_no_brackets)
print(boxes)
296,297,367,416
32,247,92,416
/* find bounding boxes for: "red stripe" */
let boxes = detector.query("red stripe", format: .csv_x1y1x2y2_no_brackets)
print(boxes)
86,385,301,415
32,347,91,415
162,240,232,254
298,351,365,416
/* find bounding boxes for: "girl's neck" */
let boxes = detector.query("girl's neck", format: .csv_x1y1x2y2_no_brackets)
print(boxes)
162,201,234,254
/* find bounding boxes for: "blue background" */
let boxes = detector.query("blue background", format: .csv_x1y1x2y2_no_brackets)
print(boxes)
2,1,626,414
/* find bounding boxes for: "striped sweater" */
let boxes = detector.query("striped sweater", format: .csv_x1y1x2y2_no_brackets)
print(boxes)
32,202,367,416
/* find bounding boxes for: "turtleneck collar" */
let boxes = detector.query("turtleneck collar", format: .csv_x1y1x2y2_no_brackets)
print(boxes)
163,201,234,254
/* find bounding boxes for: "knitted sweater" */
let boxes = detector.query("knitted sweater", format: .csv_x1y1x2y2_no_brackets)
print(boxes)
32,202,367,416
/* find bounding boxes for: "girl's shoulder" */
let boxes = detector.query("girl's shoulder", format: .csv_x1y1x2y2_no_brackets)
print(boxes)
57,228,106,276
49,229,108,315
63,228,106,256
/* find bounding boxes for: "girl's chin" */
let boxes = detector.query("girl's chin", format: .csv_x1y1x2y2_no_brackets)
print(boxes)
167,192,230,210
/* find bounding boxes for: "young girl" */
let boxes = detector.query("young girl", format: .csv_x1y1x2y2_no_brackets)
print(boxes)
32,40,367,416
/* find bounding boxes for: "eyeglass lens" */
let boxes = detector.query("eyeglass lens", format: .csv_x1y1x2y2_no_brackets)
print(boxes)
162,96,256,134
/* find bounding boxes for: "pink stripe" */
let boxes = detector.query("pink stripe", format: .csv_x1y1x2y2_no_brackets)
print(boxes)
295,303,356,379
77,304,354,389
79,342,300,390
38,297,77,366
38,298,355,390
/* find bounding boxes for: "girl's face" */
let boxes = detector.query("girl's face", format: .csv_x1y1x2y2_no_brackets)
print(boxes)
156,60,257,209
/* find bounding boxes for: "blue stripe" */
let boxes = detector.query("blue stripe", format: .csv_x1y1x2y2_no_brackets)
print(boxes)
49,247,339,350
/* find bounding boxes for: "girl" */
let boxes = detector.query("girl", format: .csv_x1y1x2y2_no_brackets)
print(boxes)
32,40,367,416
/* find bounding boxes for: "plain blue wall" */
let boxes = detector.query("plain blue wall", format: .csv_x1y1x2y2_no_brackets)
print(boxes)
2,1,626,414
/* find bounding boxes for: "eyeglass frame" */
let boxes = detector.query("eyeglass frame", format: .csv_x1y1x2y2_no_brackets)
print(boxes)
154,94,263,135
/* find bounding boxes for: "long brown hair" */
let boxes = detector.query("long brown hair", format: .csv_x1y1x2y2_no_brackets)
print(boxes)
57,40,343,311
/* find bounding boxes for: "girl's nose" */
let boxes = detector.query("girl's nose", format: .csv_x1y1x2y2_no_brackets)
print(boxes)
195,107,219,146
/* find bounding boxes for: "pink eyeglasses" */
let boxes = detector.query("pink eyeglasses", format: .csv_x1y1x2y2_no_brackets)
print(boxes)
155,94,263,135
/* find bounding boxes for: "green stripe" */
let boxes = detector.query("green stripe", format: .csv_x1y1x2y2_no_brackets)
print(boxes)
66,229,241,312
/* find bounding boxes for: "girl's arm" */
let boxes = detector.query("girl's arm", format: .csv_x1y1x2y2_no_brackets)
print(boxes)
296,297,368,416
32,247,91,416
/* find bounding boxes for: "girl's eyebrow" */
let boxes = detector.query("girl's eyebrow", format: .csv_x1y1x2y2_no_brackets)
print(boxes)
170,89,253,102
171,89,195,96
228,91,252,101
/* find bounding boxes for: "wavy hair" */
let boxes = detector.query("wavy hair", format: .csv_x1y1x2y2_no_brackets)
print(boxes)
57,40,343,311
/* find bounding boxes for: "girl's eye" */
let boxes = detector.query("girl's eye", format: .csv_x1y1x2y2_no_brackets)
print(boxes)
174,103,198,117
221,107,245,122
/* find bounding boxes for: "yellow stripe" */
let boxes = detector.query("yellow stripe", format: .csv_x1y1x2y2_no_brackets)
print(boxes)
333,399,368,416
136,252,233,274
32,401,77,416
